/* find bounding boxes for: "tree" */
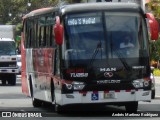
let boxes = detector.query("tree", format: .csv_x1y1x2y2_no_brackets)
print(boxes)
0,0,59,35
66,0,82,3
148,0,160,19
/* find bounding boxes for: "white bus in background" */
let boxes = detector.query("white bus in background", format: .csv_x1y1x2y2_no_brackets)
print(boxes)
0,25,18,85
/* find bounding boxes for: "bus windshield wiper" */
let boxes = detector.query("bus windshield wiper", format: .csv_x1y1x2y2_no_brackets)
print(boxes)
88,41,102,68
110,32,131,70
113,49,131,70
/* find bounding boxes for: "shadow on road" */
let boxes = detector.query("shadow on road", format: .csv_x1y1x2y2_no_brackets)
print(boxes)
155,96,160,100
0,82,21,86
37,103,127,117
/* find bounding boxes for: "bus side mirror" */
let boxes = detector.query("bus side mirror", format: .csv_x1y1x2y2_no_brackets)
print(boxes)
146,13,159,41
53,16,64,45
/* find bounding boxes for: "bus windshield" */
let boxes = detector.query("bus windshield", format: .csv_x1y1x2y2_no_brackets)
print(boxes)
0,41,16,55
63,12,149,67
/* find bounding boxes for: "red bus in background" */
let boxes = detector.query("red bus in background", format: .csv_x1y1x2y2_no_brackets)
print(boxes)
21,2,159,113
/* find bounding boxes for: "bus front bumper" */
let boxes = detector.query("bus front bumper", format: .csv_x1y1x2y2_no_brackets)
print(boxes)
55,89,151,106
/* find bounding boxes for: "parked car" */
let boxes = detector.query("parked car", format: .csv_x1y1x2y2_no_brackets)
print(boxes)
17,54,21,74
150,66,155,99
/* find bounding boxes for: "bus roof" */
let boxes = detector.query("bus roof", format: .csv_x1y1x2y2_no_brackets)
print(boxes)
23,2,143,19
61,3,142,15
23,7,55,19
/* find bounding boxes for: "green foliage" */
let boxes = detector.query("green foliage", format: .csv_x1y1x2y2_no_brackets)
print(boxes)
148,0,160,19
153,69,160,76
150,40,160,61
66,0,82,3
0,0,84,36
0,0,59,36
147,0,160,61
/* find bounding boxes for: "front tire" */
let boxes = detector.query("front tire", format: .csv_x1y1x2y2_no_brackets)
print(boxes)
55,102,63,114
51,81,55,104
2,80,6,85
32,97,42,107
51,81,63,113
151,90,155,99
125,102,138,112
8,74,16,85
30,76,42,107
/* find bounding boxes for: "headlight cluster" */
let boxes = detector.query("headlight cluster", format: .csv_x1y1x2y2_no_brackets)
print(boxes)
64,81,85,90
16,55,21,61
132,78,150,88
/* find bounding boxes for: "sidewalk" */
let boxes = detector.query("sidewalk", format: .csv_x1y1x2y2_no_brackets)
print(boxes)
154,76,160,98
154,76,160,84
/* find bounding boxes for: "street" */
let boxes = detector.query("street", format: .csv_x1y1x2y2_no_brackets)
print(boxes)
0,75,160,120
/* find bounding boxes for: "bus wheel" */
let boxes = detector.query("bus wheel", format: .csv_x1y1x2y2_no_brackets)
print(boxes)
10,74,16,85
8,74,16,85
32,97,42,107
51,81,55,104
54,95,63,113
151,90,155,99
2,80,6,85
29,76,42,107
55,103,63,114
125,102,138,112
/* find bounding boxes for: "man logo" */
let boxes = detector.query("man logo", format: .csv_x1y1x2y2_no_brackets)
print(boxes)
104,72,113,78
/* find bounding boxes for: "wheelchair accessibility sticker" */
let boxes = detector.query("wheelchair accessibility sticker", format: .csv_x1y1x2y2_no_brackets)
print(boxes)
91,93,99,100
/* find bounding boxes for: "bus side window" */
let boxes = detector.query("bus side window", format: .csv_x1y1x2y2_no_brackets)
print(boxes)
50,26,54,47
26,27,32,48
46,26,49,47
26,21,31,48
40,27,44,47
38,27,41,48
37,23,40,48
43,26,47,47
39,26,47,47
24,21,28,48
39,27,45,47
29,29,32,47
46,25,54,47
48,15,55,47
34,19,38,48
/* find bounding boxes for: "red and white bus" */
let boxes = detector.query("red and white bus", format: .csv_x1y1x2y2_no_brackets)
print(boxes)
21,2,159,113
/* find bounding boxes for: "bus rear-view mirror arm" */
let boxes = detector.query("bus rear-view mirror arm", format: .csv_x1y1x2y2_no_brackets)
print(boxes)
53,16,64,45
146,13,159,41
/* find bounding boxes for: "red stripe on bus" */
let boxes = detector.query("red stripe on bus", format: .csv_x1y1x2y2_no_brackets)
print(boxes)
115,90,120,92
126,90,131,92
79,91,87,94
93,91,98,94
104,90,109,93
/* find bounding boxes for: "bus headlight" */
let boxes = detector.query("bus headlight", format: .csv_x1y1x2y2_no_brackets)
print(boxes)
63,81,85,90
132,78,150,88
65,83,73,90
73,82,85,90
144,80,149,87
132,79,144,88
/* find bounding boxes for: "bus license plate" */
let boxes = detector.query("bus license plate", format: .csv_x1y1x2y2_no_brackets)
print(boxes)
104,92,115,99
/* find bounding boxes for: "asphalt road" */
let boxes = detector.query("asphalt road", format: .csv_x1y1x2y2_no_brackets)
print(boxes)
0,75,160,120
